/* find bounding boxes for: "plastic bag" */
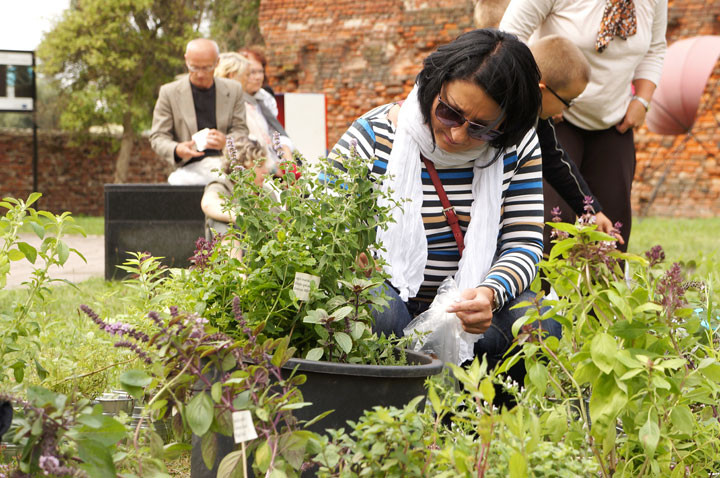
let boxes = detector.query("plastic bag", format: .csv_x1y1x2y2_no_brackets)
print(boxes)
403,277,484,365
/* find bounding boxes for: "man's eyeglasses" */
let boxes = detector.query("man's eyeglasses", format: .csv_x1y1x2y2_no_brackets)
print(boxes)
186,63,216,73
545,84,574,109
248,68,264,77
435,96,504,142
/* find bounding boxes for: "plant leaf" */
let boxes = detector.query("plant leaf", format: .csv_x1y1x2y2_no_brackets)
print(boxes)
119,369,152,399
7,249,25,261
217,450,246,478
334,332,352,354
29,220,45,239
305,347,324,361
670,405,694,435
17,242,37,264
211,382,223,403
639,413,660,457
590,333,617,374
255,440,272,473
77,438,117,477
201,432,218,471
332,306,354,321
187,392,214,436
57,239,70,265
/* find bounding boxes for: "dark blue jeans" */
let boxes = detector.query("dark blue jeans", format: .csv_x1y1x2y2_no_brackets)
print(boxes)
372,283,561,369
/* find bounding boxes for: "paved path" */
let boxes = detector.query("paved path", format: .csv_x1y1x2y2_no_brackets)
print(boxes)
6,234,105,289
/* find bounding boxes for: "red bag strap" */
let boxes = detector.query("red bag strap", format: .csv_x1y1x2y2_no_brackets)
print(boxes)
421,155,465,257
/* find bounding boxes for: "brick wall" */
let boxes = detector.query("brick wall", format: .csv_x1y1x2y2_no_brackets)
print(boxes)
632,0,720,217
258,0,475,147
2,0,719,218
259,0,720,217
0,129,169,216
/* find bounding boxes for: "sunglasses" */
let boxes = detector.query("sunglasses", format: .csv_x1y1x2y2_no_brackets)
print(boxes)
545,84,574,109
435,96,504,142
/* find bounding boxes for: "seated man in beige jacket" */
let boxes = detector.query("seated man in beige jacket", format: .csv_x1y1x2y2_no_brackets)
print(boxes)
150,38,248,185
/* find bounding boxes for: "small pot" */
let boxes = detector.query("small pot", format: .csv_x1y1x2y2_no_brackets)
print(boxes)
1,441,22,461
93,390,134,416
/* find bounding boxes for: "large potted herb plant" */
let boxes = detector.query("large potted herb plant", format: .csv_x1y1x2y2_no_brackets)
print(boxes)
162,147,442,474
179,146,443,421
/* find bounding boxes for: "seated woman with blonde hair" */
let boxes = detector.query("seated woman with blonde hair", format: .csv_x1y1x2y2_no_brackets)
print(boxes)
215,52,294,168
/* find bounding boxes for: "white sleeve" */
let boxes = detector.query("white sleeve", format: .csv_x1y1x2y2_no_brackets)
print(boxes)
499,0,555,42
633,0,668,86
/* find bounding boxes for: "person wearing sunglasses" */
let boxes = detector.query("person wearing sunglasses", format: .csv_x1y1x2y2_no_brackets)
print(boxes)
530,35,623,253
500,0,667,252
330,29,560,380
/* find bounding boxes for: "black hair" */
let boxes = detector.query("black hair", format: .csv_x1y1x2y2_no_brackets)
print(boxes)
416,28,541,150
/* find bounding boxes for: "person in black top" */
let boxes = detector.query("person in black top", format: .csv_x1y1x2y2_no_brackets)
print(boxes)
529,35,623,255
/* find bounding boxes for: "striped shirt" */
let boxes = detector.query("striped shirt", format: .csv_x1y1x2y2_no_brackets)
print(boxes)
330,103,544,309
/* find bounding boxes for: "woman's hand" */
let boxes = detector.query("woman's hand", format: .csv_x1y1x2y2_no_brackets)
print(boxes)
446,286,496,334
595,211,625,245
616,99,647,134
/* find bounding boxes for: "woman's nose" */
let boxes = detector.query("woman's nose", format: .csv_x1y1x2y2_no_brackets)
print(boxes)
450,124,469,143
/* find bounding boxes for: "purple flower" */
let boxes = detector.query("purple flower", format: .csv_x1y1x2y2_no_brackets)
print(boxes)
104,322,132,336
656,262,687,320
115,341,152,365
550,206,562,222
645,245,665,267
189,236,220,271
39,455,60,475
185,314,209,339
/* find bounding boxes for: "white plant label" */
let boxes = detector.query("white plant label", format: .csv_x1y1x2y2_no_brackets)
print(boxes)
232,410,258,444
293,272,320,301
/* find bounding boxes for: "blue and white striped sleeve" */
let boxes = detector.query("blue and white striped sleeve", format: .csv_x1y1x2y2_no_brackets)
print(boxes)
480,128,544,309
329,118,376,163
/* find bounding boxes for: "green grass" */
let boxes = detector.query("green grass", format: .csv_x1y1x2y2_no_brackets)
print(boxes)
629,217,720,265
18,215,104,236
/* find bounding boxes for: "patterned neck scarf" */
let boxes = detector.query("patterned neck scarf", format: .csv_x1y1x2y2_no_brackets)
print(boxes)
596,0,637,52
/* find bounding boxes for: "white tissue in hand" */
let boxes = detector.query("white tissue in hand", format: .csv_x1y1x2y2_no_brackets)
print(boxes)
192,128,210,151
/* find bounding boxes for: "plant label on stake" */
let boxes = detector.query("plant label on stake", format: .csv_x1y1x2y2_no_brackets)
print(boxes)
232,410,257,478
293,272,320,301
232,410,258,444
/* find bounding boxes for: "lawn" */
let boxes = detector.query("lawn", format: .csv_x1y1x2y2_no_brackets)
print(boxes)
18,214,105,236
629,216,720,263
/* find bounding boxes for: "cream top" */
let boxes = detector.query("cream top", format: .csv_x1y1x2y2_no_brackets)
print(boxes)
500,0,667,130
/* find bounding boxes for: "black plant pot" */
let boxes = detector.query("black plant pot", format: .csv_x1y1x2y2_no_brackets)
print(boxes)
191,349,443,477
284,349,443,433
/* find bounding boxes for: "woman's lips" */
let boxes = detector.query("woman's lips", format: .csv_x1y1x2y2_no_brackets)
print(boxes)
443,131,457,146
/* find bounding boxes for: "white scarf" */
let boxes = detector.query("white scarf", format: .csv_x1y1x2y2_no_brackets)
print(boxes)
377,86,504,301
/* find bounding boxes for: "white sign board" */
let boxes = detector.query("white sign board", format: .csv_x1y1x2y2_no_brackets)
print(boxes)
0,50,34,112
282,93,327,164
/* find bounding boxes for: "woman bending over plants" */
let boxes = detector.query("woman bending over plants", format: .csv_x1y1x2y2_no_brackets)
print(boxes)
329,28,561,375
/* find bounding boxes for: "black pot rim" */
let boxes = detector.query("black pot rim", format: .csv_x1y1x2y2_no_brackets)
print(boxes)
283,349,443,378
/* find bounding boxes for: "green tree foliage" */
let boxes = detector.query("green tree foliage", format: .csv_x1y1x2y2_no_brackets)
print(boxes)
209,0,263,51
36,0,209,182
